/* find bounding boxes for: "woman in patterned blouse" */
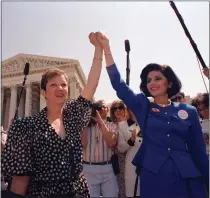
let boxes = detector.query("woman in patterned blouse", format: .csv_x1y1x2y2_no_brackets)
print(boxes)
2,32,104,198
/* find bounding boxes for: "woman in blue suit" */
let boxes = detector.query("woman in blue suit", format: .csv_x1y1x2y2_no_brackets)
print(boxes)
95,32,209,198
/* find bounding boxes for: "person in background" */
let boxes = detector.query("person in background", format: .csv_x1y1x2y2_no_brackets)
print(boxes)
1,32,103,198
171,91,186,103
95,31,209,198
1,119,14,193
176,92,186,103
1,127,7,152
81,100,118,198
1,127,8,193
191,93,209,155
117,109,142,198
1,118,14,152
110,100,129,198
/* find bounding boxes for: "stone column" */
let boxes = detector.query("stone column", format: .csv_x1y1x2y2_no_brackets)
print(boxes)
3,88,10,129
25,84,32,116
8,85,17,125
68,85,71,100
70,76,77,99
40,94,42,110
76,81,82,98
18,86,25,117
78,86,82,96
37,82,46,110
31,82,40,115
40,95,46,110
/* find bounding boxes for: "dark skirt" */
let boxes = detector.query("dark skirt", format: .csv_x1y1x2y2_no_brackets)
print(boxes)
139,158,207,198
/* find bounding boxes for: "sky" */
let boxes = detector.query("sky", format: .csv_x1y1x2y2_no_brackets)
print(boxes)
1,1,209,103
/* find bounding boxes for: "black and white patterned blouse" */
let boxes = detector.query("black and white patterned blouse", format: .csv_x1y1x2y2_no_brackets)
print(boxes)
2,96,92,198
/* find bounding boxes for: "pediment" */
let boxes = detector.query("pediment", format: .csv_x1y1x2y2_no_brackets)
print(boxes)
2,53,79,77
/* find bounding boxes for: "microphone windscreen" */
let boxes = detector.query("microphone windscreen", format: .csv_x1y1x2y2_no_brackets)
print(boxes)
124,40,130,52
24,63,30,75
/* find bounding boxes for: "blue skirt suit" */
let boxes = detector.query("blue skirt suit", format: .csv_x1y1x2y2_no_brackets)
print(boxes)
106,63,209,198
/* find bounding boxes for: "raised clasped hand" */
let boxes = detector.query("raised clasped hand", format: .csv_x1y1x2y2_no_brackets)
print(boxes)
89,31,109,49
95,31,109,49
89,32,101,48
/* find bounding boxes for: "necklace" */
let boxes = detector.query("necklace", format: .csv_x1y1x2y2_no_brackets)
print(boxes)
155,100,172,107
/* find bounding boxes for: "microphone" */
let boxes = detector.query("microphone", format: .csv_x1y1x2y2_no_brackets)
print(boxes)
24,62,30,75
125,40,130,53
169,1,207,69
14,63,30,118
125,40,131,86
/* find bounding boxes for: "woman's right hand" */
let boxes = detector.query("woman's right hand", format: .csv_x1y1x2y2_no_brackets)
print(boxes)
131,129,137,142
95,32,114,67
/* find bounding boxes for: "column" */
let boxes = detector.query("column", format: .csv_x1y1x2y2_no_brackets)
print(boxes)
18,86,25,117
38,82,46,110
8,85,17,125
40,94,46,110
68,85,70,100
25,84,32,116
78,86,82,96
3,89,10,129
40,93,42,110
70,76,76,99
76,82,82,98
31,82,40,114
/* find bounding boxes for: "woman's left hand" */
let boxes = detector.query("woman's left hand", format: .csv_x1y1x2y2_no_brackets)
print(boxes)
95,32,110,51
89,32,102,48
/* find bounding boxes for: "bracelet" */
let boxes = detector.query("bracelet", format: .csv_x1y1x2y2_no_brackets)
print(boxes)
104,53,111,56
93,57,103,61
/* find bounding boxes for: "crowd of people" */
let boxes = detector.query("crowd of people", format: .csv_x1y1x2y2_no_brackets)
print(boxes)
1,32,209,198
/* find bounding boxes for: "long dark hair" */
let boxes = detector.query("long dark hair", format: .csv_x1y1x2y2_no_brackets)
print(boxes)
140,63,182,98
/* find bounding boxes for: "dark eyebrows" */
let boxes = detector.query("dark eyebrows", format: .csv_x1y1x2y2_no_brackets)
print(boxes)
155,75,163,78
147,75,163,80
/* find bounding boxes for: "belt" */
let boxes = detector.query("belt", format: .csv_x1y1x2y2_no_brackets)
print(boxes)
83,160,111,165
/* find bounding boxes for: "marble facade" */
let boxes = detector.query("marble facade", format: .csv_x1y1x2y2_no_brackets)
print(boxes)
2,53,86,130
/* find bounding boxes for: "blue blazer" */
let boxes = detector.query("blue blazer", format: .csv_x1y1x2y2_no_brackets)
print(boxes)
106,63,209,188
